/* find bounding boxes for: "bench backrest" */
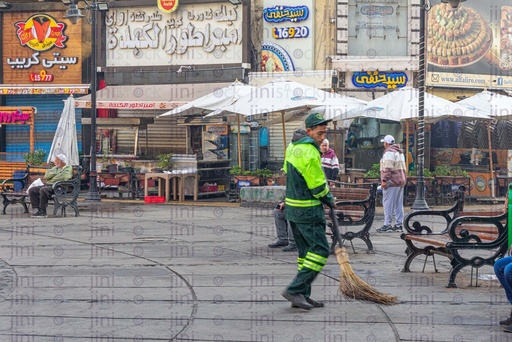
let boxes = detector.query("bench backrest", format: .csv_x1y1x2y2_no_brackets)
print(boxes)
26,165,82,189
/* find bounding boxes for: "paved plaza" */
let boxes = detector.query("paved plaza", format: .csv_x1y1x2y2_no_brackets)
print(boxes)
0,200,510,341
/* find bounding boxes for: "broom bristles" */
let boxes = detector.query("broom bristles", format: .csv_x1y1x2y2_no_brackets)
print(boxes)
335,246,399,305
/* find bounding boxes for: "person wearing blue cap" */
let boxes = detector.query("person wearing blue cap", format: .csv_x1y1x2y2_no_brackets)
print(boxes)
281,112,335,310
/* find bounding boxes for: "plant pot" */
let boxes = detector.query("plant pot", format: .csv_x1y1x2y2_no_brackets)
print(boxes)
234,175,262,186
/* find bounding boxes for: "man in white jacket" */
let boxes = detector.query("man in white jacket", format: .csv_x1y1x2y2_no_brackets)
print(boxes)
376,135,407,233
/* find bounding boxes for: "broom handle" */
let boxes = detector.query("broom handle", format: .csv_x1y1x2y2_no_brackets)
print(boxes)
329,207,344,248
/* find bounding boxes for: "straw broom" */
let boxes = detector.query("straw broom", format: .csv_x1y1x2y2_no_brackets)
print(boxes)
329,208,399,305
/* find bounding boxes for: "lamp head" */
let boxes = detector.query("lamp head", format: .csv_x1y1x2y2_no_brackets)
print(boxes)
64,2,84,25
441,0,466,9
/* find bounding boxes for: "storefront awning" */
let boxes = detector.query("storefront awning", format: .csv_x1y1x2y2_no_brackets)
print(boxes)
75,83,232,111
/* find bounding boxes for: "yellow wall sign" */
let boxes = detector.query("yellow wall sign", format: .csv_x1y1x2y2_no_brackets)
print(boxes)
157,0,179,13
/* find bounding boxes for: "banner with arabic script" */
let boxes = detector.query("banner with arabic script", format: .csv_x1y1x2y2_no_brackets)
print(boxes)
351,70,408,89
105,4,243,67
261,0,315,71
2,12,83,85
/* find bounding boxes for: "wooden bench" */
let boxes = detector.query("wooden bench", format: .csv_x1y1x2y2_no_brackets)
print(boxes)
1,165,83,217
401,185,508,287
326,182,378,253
0,162,28,185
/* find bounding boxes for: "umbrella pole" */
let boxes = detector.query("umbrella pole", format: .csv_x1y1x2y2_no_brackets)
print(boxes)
487,120,495,200
333,121,339,161
281,111,287,153
406,120,410,176
237,114,242,168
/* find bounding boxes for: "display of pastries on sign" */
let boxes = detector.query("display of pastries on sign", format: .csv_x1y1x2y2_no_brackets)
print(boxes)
500,6,512,70
427,3,492,67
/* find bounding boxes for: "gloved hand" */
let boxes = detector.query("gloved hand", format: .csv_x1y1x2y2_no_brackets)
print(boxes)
320,192,335,209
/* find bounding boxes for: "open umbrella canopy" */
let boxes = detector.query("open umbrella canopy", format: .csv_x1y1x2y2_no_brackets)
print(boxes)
157,81,256,118
47,95,79,166
457,90,512,119
206,78,366,117
338,87,489,123
262,103,366,126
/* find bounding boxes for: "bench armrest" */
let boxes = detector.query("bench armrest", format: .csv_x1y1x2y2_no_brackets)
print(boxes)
447,211,508,244
403,186,465,234
1,173,29,192
51,166,82,197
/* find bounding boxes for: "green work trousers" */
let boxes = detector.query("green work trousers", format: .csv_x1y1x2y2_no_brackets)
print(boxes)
286,219,329,298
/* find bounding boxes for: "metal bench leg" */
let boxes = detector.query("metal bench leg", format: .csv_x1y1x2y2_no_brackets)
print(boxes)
469,267,480,287
422,254,438,273
422,255,428,273
349,240,356,254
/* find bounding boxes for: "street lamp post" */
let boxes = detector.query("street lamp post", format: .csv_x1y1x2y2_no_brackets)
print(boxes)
412,0,464,210
411,0,430,210
64,0,108,201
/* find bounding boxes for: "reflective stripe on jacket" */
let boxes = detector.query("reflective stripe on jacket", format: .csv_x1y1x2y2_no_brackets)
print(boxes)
283,136,332,223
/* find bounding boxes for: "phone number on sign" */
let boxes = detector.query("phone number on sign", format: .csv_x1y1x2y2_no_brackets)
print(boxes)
272,26,309,39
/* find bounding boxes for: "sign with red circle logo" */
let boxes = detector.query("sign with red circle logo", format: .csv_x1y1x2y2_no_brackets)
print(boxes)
157,0,179,13
14,14,67,52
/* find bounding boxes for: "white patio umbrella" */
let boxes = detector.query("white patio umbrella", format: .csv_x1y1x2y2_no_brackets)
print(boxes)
47,95,79,166
207,78,365,117
334,87,491,176
457,90,512,198
156,80,256,118
337,87,490,123
206,78,367,154
457,90,512,120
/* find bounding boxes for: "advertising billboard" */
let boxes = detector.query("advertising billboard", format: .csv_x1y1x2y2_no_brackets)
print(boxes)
426,0,512,89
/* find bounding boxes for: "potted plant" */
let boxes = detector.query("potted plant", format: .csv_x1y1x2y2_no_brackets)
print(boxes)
229,166,274,186
156,153,174,171
100,156,110,173
23,149,47,166
362,164,380,182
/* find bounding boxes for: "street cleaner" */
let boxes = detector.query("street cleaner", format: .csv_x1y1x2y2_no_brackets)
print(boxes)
281,113,335,310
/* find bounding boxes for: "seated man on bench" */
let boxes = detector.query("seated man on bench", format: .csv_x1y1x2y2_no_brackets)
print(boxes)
29,154,73,218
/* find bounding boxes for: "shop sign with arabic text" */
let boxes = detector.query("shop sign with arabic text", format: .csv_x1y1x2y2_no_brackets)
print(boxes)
105,4,243,67
352,70,408,89
0,108,32,124
2,12,82,84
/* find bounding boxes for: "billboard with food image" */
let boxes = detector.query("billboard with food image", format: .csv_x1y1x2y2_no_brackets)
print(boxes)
427,0,512,89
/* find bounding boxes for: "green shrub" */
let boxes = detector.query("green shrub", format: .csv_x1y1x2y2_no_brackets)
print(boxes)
23,149,46,165
364,164,380,178
156,153,174,170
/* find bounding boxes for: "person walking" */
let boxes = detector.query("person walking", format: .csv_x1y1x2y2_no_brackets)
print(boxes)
320,139,339,186
268,202,297,252
493,198,512,332
29,154,73,218
281,113,335,310
376,135,406,233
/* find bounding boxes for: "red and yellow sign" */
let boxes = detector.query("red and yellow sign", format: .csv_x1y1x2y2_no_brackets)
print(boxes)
15,14,67,52
157,0,179,13
2,12,82,85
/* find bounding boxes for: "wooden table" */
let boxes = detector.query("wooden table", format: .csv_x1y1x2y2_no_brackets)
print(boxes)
144,172,198,202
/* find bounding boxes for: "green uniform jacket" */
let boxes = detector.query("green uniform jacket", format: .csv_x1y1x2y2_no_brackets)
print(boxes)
45,164,73,185
283,136,334,223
